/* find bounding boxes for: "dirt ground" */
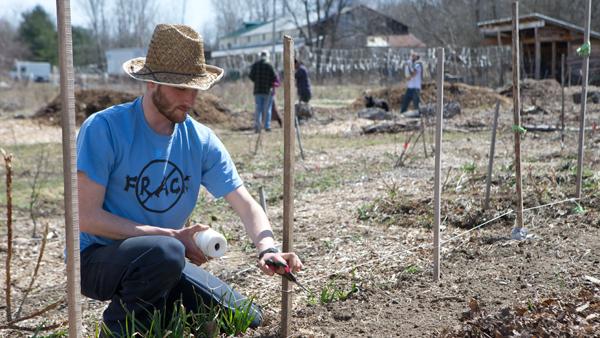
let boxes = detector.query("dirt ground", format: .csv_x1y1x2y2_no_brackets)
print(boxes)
0,80,600,337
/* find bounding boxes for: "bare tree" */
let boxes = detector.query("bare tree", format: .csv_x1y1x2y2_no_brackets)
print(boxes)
112,0,159,47
78,0,109,69
0,19,29,72
211,0,282,40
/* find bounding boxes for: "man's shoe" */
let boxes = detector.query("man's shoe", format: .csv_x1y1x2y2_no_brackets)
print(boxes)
265,128,272,132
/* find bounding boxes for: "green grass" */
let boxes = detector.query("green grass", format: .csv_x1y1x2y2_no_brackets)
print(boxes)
0,143,64,213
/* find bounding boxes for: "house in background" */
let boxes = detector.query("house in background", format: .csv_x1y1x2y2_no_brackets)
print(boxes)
212,4,425,60
478,13,600,84
317,5,425,49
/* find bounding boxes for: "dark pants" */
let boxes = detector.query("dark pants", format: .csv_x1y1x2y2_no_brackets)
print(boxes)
81,236,262,335
298,91,311,103
401,88,420,113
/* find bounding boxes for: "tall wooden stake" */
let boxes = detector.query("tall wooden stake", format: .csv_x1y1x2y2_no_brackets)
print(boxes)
281,35,295,338
561,53,566,147
294,116,305,160
512,1,524,230
259,186,267,214
56,0,82,336
575,0,592,198
433,47,444,282
484,101,500,211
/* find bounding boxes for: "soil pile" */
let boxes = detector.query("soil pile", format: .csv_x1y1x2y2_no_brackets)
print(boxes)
35,89,235,126
499,79,562,105
190,92,234,125
351,82,510,111
35,89,137,124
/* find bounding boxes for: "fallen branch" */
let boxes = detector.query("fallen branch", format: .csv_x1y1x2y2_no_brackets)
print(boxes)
0,319,68,332
1,298,64,327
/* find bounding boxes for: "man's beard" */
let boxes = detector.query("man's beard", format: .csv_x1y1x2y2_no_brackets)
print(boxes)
151,86,188,124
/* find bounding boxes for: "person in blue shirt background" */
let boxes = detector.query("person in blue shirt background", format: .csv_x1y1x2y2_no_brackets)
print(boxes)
76,24,302,335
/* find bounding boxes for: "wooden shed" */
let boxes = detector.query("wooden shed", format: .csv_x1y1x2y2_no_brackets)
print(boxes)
478,13,600,84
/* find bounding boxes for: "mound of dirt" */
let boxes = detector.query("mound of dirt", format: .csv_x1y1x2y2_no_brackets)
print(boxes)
190,92,234,125
351,82,510,111
35,89,137,124
35,89,235,126
499,79,562,105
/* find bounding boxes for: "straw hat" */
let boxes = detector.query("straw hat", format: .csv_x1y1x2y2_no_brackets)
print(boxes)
123,24,223,90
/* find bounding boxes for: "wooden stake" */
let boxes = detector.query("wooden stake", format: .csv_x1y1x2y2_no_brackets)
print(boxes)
259,186,267,214
433,47,444,282
281,35,295,338
2,150,13,322
294,115,305,160
484,101,500,211
575,0,592,198
56,1,82,336
561,53,566,147
420,114,428,158
512,1,524,230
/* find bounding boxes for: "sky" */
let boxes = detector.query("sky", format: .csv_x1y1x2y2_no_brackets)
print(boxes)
1,0,215,31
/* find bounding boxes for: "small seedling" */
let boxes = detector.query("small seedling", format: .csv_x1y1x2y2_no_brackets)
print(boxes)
318,280,359,305
572,202,585,214
403,264,421,274
461,162,477,174
357,204,371,221
527,299,536,312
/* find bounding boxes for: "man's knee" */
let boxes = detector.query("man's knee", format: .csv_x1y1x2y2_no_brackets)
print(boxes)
145,236,186,277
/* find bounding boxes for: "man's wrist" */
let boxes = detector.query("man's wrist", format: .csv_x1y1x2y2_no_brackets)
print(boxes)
258,247,279,260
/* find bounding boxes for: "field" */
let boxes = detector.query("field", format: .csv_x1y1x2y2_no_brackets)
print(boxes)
1,79,600,337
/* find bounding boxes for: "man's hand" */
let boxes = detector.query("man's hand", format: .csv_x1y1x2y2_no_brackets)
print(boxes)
258,252,303,276
174,224,210,266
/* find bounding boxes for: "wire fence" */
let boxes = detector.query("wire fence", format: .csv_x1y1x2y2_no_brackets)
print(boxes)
211,46,513,87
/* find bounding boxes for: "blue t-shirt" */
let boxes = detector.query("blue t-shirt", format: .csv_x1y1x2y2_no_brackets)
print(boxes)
76,97,243,253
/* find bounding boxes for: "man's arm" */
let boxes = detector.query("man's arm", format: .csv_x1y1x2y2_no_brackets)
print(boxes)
224,185,303,275
409,62,421,79
78,171,209,264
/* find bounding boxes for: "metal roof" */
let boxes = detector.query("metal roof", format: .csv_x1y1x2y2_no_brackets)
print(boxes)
477,13,600,39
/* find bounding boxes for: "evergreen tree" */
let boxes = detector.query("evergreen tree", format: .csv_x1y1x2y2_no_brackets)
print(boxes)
18,5,58,65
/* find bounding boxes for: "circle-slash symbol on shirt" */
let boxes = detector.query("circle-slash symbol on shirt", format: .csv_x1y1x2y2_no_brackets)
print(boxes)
135,159,185,213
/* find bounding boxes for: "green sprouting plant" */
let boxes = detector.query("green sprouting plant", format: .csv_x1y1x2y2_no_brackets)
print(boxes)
319,280,359,305
461,162,477,174
322,239,335,250
572,202,586,214
403,264,421,274
218,296,257,336
96,293,257,338
357,204,371,221
527,299,536,312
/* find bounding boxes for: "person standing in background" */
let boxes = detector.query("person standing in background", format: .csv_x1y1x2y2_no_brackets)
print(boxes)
249,51,277,132
400,50,423,113
294,58,312,103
